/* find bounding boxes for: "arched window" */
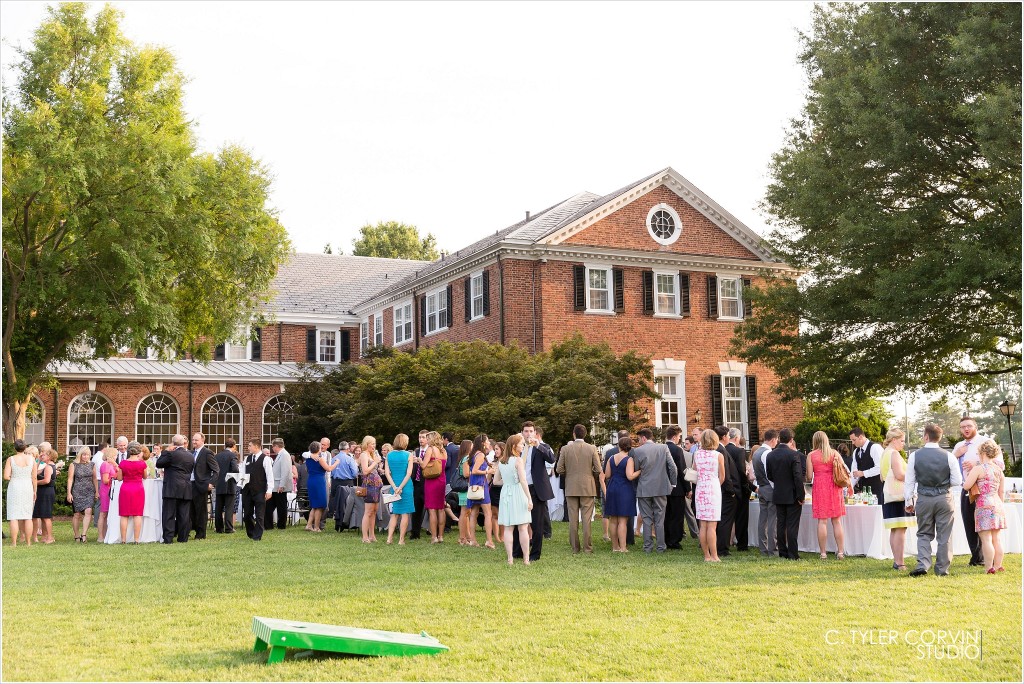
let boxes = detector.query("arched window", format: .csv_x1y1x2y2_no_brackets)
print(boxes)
25,395,45,446
68,392,114,455
262,395,295,448
135,393,180,447
200,394,242,452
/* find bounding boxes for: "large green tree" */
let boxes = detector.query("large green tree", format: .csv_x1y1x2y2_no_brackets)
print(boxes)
351,220,439,261
732,3,1021,402
1,3,291,438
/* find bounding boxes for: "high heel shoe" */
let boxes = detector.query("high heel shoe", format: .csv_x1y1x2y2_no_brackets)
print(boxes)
837,552,845,560
820,552,828,560
986,567,996,574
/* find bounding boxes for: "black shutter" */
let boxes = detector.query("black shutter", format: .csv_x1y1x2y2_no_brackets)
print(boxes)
446,284,453,328
742,277,753,318
251,327,262,361
341,330,351,362
680,272,691,317
573,265,586,311
420,295,427,336
306,328,317,361
642,270,654,315
746,376,759,446
613,268,625,313
135,349,148,359
464,277,472,322
707,275,719,319
482,270,490,316
214,344,225,361
711,375,724,428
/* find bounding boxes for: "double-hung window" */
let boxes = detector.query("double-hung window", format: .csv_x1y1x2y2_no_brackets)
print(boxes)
470,273,485,320
374,315,383,347
718,277,742,320
654,271,679,316
722,374,745,436
394,302,413,345
225,324,251,361
318,329,337,363
360,320,369,355
426,288,448,335
656,374,681,427
586,266,612,313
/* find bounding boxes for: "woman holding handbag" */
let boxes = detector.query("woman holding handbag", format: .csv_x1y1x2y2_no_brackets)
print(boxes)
455,440,474,545
384,433,415,545
421,431,448,544
880,428,914,570
805,431,847,560
465,434,496,549
358,436,383,544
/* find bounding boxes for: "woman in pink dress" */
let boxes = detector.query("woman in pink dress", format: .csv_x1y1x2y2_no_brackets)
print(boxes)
116,442,149,543
422,431,448,544
806,431,847,560
97,448,118,542
962,440,1007,574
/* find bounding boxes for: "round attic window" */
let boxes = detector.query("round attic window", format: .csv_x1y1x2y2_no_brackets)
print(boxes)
646,204,682,246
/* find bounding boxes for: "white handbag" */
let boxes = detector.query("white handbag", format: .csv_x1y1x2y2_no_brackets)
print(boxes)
381,485,401,505
467,484,486,500
683,467,698,483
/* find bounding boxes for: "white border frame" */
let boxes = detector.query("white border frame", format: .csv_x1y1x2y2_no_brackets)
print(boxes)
392,300,414,347
199,392,244,446
717,366,748,444
646,202,683,246
716,272,744,322
134,392,181,444
315,326,340,363
66,391,115,454
424,285,450,337
469,271,485,322
652,269,682,318
652,359,687,430
584,263,615,315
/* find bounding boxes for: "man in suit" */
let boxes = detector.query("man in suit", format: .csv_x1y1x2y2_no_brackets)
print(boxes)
906,423,962,576
267,438,293,530
442,432,460,532
766,428,805,560
410,430,429,540
188,432,219,540
752,429,779,556
512,421,556,561
213,438,239,533
241,438,274,541
664,425,689,550
632,428,678,553
727,428,752,551
156,434,194,543
555,424,602,554
715,425,741,558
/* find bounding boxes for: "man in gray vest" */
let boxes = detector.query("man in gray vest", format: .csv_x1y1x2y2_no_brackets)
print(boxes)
905,423,963,576
632,428,678,553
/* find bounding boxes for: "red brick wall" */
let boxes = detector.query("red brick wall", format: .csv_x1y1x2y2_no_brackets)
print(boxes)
563,184,761,261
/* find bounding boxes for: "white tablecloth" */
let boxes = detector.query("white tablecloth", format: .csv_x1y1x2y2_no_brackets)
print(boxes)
747,499,1022,560
104,479,164,543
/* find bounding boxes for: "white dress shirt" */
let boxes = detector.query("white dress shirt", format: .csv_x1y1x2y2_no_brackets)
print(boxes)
953,436,1005,477
242,453,275,495
904,443,963,505
853,441,884,479
753,444,773,488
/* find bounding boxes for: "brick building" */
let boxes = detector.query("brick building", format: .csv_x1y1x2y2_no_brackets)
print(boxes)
33,167,800,454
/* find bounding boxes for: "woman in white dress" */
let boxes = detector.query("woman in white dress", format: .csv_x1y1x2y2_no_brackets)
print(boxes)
495,434,533,566
4,439,38,546
694,429,725,563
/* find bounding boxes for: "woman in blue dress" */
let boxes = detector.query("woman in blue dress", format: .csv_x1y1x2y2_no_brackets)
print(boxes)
304,441,338,533
465,434,496,549
603,435,640,553
385,433,415,545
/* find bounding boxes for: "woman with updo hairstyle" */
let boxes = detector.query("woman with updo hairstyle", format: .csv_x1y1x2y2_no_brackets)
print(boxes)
603,435,641,553
97,447,118,542
304,441,338,533
116,442,149,543
963,440,1007,573
880,428,914,570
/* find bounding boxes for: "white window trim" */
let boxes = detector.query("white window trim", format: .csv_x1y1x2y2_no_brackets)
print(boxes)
652,359,687,430
134,392,181,443
646,203,683,246
66,391,115,454
584,263,615,315
424,286,450,337
199,393,244,445
653,269,682,318
25,395,46,445
224,325,252,362
393,300,414,346
469,271,485,322
716,273,744,322
374,314,384,347
316,326,339,364
360,319,370,356
719,370,748,444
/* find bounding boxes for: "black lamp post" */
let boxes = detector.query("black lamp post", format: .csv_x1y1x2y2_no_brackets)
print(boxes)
999,399,1017,463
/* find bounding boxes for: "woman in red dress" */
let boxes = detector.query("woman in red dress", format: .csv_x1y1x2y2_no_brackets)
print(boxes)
116,442,149,543
806,431,847,560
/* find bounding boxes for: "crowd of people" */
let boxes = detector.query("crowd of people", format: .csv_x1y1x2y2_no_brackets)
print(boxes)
3,415,1012,574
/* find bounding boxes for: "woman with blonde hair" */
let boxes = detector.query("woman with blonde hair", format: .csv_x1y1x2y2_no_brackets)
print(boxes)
880,428,914,570
694,430,725,562
963,440,1007,573
422,431,449,543
806,431,847,559
385,433,415,545
4,440,38,546
456,440,474,545
66,446,96,542
96,447,118,542
358,435,383,543
495,434,533,565
32,444,57,544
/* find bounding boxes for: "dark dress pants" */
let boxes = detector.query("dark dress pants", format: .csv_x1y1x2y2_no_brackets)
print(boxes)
242,489,267,541
512,485,545,560
190,482,210,539
162,497,191,543
264,491,289,530
735,488,750,551
776,502,802,559
410,479,425,539
716,492,737,556
215,490,235,532
961,490,983,564
665,495,686,548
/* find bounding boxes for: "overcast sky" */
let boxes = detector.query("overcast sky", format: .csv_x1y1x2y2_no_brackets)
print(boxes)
1,0,817,256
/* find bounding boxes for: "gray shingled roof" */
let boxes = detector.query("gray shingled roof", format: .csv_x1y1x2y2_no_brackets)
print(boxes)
268,253,423,316
52,358,304,382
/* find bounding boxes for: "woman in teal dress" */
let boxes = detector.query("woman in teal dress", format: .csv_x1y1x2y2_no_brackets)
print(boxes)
384,433,415,545
497,434,533,565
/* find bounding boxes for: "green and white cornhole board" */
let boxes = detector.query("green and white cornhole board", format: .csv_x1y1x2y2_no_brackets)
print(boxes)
252,616,449,663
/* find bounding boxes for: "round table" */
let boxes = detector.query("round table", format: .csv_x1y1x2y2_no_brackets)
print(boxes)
103,479,165,543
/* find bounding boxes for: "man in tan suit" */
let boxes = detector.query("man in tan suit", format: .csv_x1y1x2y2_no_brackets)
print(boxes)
555,424,603,554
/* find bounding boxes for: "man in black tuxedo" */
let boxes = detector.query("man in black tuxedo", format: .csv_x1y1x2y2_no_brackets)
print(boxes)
726,428,752,551
213,439,239,533
241,438,274,541
156,434,194,543
410,430,429,540
715,425,741,558
512,421,556,562
188,432,219,540
766,428,805,560
664,425,688,550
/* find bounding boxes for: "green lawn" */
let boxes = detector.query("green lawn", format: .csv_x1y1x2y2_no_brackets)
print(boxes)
2,520,1021,681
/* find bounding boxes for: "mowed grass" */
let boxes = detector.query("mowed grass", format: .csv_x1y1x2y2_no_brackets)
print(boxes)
2,520,1021,681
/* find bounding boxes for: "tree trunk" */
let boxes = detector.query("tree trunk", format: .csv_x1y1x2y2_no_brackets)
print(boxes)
3,396,27,442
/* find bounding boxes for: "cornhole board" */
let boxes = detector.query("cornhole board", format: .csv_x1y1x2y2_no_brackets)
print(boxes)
252,616,449,663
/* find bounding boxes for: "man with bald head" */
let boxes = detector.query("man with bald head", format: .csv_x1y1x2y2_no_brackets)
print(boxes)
156,435,196,543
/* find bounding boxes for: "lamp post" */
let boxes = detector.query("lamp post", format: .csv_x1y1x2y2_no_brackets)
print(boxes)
999,399,1017,463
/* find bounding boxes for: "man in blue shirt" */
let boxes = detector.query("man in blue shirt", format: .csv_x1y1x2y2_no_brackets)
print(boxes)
329,442,359,530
